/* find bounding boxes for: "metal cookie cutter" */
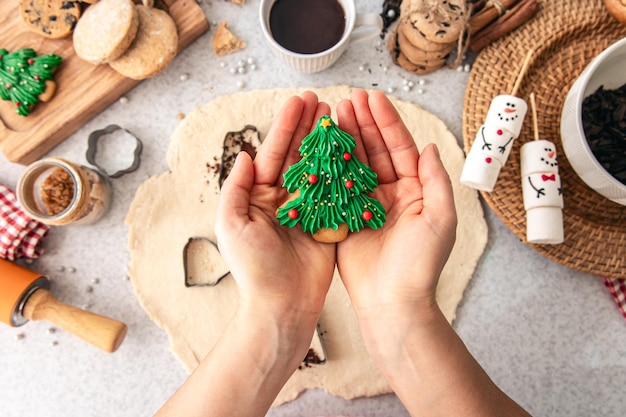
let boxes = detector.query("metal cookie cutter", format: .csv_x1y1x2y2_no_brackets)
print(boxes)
86,124,143,179
183,237,230,287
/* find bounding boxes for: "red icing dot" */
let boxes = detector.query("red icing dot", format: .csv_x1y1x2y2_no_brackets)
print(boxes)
34,75,40,81
485,157,492,163
497,129,503,135
5,83,11,89
343,152,351,161
27,58,34,65
345,180,354,189
288,209,299,219
15,102,21,108
308,174,318,184
362,210,373,221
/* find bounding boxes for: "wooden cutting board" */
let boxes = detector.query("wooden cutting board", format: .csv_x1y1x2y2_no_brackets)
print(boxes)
0,0,209,165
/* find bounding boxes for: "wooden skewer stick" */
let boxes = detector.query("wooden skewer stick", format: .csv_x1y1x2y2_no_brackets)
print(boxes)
529,92,539,141
511,49,534,96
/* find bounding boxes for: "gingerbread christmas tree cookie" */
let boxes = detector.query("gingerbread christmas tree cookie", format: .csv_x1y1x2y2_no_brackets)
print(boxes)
277,115,386,243
0,48,62,116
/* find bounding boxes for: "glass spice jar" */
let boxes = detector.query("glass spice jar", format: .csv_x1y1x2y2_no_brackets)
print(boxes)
17,157,111,226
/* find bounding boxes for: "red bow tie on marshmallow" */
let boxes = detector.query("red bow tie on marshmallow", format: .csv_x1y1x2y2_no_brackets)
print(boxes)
542,174,556,181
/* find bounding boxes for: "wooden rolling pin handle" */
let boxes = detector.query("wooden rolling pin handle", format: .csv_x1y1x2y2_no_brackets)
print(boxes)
22,289,127,353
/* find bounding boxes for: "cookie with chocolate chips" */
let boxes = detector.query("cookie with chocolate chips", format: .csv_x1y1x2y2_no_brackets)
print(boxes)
388,30,447,74
398,15,456,52
395,27,453,62
402,0,467,44
20,0,81,39
390,43,446,75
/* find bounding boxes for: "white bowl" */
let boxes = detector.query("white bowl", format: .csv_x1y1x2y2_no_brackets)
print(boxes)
560,36,626,206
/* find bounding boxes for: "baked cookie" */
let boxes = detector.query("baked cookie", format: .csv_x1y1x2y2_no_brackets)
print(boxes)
276,116,386,243
109,5,178,80
394,48,445,75
313,223,349,243
19,0,81,39
395,27,452,62
605,0,626,23
402,0,466,44
38,80,57,102
73,0,139,65
398,17,455,52
389,34,444,74
0,48,62,116
213,21,246,57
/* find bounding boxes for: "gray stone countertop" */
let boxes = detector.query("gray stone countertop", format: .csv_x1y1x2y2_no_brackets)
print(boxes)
1,1,624,416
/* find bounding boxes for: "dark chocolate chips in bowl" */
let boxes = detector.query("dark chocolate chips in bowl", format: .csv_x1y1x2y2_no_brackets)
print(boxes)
581,82,626,185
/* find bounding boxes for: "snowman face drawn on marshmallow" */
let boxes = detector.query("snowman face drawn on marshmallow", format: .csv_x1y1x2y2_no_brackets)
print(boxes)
484,94,528,138
539,144,558,169
521,140,563,207
498,102,520,122
521,140,560,176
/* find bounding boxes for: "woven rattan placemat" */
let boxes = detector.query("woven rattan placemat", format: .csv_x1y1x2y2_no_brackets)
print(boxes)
463,0,626,278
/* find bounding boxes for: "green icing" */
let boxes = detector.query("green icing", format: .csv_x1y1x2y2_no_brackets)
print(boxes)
277,115,386,235
0,48,62,116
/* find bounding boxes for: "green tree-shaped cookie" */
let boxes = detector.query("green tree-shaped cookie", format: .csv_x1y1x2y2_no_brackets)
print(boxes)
0,48,62,116
277,115,386,236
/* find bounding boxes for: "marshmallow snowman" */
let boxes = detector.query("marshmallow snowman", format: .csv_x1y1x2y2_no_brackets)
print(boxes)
461,95,528,191
520,139,564,244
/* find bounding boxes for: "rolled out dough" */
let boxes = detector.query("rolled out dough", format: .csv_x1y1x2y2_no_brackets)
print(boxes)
125,86,487,406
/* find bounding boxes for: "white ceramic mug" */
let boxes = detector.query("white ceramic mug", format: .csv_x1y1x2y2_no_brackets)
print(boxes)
259,0,382,73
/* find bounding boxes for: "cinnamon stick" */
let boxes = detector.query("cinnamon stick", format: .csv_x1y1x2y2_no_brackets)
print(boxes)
469,0,539,52
469,0,520,35
468,0,488,15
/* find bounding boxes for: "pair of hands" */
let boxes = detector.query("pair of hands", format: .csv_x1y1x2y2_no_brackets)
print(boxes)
215,88,457,359
158,89,533,417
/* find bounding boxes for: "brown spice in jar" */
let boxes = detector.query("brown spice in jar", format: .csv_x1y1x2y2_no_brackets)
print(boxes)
40,167,75,215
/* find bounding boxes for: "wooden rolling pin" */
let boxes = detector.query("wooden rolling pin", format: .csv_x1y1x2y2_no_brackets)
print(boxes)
0,258,127,353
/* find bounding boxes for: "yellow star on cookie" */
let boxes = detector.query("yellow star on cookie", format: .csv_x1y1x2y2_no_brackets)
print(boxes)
320,118,332,128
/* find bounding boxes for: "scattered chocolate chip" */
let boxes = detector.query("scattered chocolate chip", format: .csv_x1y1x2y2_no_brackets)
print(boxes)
302,348,323,366
380,0,402,38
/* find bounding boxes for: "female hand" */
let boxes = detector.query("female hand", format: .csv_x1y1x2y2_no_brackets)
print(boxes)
155,93,338,417
215,91,336,325
336,88,458,321
334,90,533,417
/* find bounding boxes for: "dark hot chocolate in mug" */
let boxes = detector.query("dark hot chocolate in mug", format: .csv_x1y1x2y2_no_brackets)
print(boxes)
259,0,382,73
269,0,347,54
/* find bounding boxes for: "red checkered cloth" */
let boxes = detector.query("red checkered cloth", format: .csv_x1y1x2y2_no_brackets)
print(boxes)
603,277,626,320
0,183,49,261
